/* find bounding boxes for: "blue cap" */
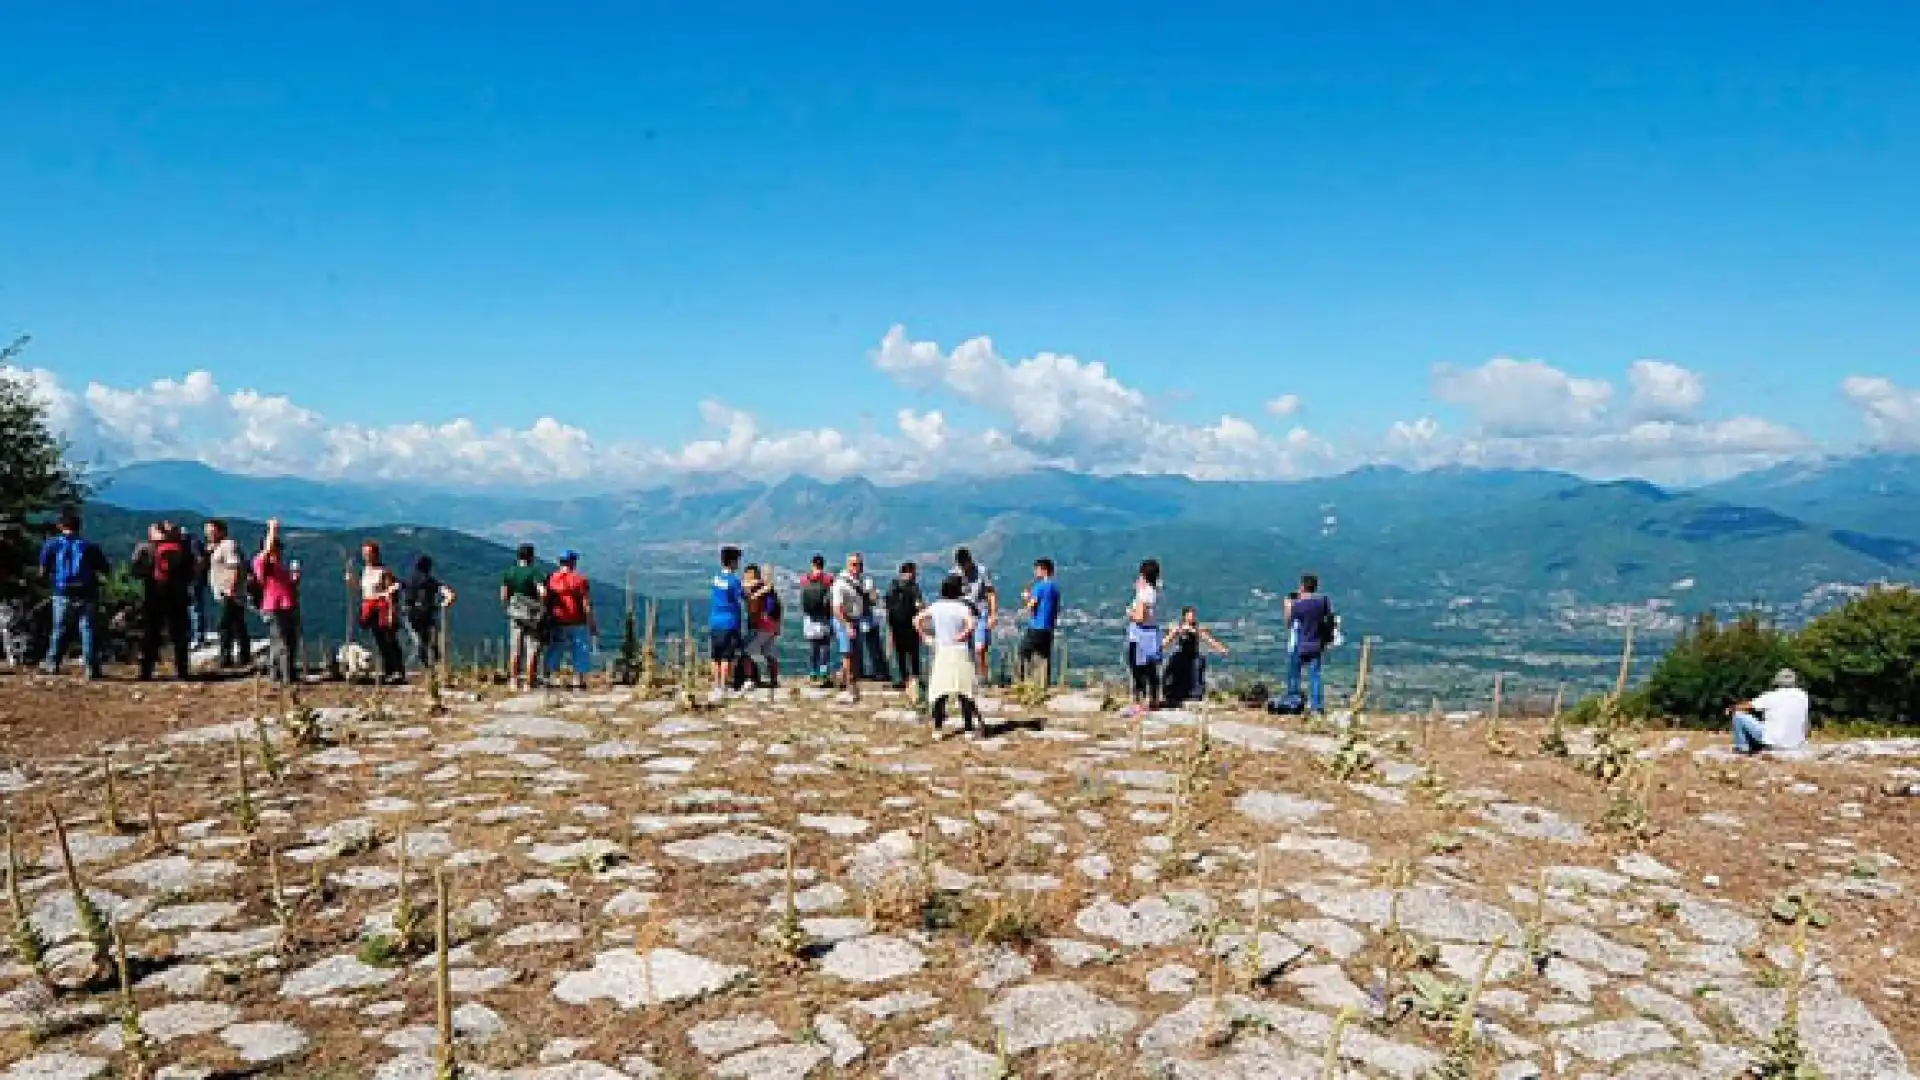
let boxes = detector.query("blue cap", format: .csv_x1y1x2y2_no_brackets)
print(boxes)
558,549,580,564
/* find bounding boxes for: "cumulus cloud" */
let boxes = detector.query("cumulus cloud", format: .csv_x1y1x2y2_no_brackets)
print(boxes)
871,326,1337,480
1842,375,1920,448
1627,360,1706,420
1432,357,1613,436
0,330,1833,489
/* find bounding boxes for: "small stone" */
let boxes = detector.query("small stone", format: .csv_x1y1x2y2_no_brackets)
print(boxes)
1146,964,1199,994
1552,1018,1678,1064
220,1021,310,1063
820,936,927,984
813,1013,865,1067
985,981,1138,1054
688,1016,781,1058
281,955,396,998
713,1043,830,1079
551,949,744,1008
881,1042,1000,1079
661,831,785,865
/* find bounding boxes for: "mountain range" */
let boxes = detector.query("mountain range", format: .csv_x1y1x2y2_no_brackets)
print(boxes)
92,457,1918,670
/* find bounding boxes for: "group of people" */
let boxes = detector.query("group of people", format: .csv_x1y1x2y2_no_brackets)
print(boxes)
29,511,307,685
698,546,1062,733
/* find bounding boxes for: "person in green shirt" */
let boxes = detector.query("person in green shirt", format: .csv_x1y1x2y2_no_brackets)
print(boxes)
500,544,549,691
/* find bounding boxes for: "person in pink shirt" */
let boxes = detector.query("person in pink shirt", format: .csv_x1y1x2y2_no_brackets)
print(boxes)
252,518,302,688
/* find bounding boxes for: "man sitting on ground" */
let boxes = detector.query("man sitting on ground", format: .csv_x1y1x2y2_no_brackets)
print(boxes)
1730,669,1811,755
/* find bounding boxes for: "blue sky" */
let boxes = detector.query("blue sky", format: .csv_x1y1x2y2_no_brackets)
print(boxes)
3,2,1917,488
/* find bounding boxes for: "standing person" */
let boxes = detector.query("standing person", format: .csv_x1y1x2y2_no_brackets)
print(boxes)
356,541,405,683
1285,573,1333,715
1162,606,1230,708
403,555,456,670
501,546,548,691
855,555,891,684
708,546,747,693
1019,558,1062,685
1126,559,1164,710
132,523,195,682
952,547,997,684
798,555,836,685
916,575,982,736
187,525,211,649
831,553,868,702
203,520,253,671
38,510,110,679
253,519,303,689
885,562,926,690
742,564,783,689
545,550,595,691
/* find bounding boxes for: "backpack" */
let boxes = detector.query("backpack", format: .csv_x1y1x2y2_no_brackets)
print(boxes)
151,539,189,589
800,579,831,619
1268,690,1307,716
1319,606,1340,650
49,537,94,592
886,580,921,622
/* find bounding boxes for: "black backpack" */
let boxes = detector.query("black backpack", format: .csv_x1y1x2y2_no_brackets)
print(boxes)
800,579,831,619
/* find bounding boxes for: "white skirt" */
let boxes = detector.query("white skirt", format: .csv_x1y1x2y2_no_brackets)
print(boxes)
928,643,977,702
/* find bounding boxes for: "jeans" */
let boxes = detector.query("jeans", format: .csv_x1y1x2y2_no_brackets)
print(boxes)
548,624,593,680
190,583,209,646
410,617,440,670
806,633,834,679
267,609,301,686
1732,712,1768,754
1286,649,1324,713
216,596,252,668
44,595,100,677
861,622,891,683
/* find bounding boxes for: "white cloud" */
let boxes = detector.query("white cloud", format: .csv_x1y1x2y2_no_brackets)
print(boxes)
1432,357,1614,436
871,326,1337,479
1842,375,1920,448
1627,360,1706,420
1,331,1832,490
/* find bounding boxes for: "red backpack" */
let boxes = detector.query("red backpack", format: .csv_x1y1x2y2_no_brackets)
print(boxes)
151,538,190,588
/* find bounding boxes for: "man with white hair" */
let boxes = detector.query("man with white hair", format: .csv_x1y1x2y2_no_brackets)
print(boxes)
1730,669,1811,754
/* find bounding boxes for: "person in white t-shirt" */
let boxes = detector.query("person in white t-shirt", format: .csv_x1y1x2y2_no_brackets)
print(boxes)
1730,668,1811,754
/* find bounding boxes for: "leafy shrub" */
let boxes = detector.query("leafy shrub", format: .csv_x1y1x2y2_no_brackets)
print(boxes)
1641,613,1797,727
1795,587,1920,725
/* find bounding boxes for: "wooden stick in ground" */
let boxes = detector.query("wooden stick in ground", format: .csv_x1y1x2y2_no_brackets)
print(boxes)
1613,622,1636,700
434,866,457,1080
1351,635,1375,713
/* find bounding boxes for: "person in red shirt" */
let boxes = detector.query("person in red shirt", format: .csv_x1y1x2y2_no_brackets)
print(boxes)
545,550,596,691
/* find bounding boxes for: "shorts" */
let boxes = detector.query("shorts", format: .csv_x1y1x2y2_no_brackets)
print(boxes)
973,622,991,650
747,629,780,663
834,622,865,668
710,628,744,662
1019,628,1054,659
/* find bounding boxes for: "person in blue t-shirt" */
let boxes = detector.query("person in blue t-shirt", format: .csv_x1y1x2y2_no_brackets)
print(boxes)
39,510,112,679
1285,573,1334,714
1018,558,1062,686
708,545,747,692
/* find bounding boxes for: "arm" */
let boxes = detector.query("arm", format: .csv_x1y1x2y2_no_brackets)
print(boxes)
583,588,598,636
1200,629,1230,655
440,584,457,608
500,582,511,608
985,584,998,622
913,608,933,638
37,540,52,581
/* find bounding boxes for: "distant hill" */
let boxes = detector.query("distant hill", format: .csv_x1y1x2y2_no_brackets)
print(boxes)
1704,453,1920,544
76,504,653,661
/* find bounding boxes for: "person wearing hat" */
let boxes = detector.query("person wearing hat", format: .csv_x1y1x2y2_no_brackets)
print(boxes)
1729,669,1811,754
544,549,596,691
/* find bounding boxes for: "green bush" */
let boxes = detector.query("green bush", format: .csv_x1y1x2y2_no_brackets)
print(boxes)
1641,613,1797,727
1795,587,1920,725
